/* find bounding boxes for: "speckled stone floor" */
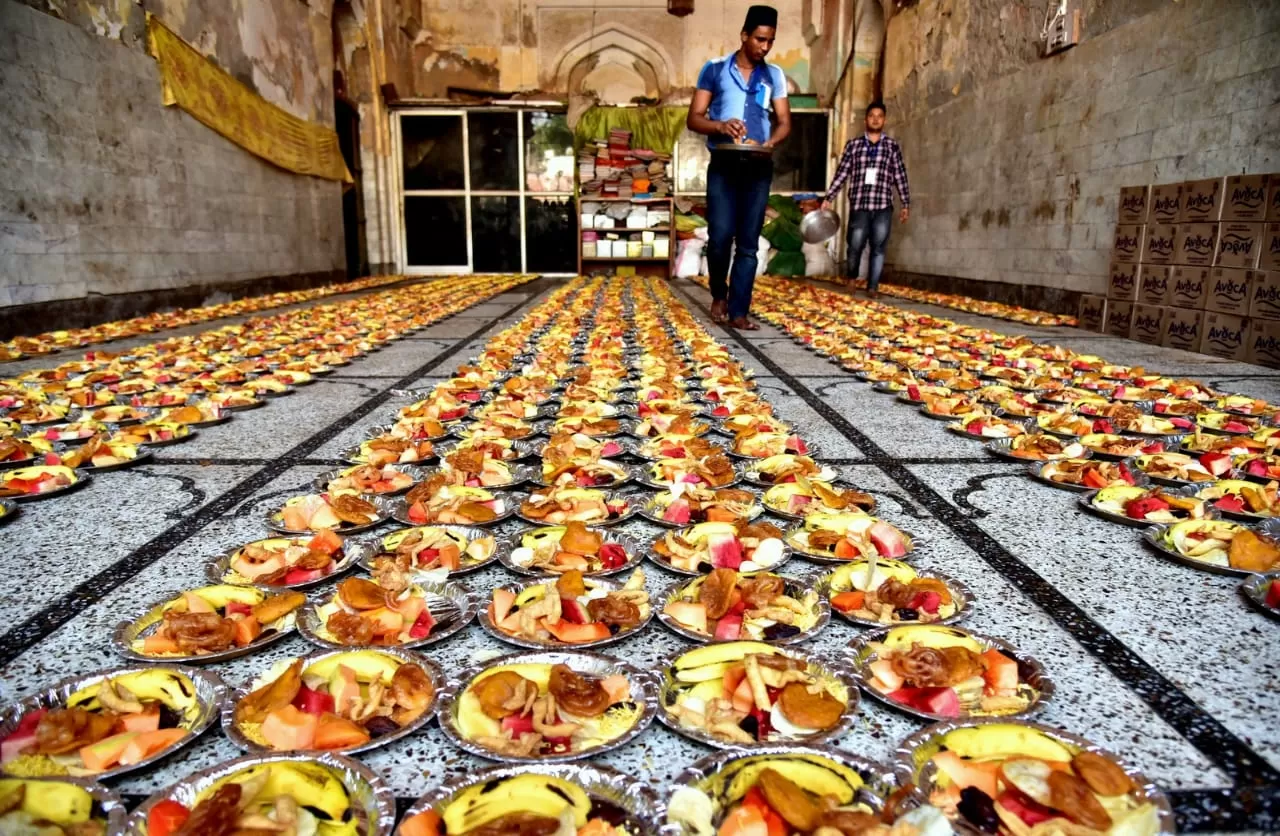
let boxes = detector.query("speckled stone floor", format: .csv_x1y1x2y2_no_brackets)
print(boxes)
1,277,1277,833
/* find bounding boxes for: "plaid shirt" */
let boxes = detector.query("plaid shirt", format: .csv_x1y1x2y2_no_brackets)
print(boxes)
824,134,910,211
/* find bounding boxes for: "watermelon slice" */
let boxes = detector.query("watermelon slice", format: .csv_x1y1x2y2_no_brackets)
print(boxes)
868,522,907,557
663,499,692,525
708,534,743,569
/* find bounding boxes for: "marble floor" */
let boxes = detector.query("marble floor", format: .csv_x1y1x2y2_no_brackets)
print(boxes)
1,277,1276,833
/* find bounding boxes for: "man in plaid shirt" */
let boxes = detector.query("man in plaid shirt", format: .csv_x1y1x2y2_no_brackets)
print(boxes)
822,101,910,298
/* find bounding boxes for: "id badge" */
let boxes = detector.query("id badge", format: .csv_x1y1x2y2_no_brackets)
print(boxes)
864,168,878,186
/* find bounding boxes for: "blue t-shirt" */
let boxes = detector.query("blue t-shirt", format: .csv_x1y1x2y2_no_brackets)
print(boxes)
696,54,788,149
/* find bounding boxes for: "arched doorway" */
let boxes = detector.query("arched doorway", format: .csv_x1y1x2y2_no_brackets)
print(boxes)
548,24,676,101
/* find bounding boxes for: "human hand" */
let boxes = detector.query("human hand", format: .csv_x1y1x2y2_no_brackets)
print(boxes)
899,207,910,224
821,200,833,212
719,119,747,140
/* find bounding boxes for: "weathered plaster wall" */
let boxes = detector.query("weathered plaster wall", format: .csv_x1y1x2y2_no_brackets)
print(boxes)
0,0,344,313
879,0,1280,303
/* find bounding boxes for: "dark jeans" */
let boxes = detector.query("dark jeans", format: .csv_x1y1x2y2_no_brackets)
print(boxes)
847,207,893,291
706,152,773,319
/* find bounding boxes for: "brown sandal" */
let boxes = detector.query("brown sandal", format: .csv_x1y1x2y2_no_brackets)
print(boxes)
729,317,761,330
711,299,729,323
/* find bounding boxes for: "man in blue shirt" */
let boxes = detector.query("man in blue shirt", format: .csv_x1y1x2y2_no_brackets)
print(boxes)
687,4,791,330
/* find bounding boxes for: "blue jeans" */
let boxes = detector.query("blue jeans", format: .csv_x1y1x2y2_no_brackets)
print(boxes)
847,207,893,290
706,153,773,319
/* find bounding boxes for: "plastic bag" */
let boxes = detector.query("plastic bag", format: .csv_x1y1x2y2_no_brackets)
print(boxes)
802,241,836,276
676,238,706,278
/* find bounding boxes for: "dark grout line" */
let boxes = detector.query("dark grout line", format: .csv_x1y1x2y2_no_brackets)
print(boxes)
0,279,549,668
672,280,1280,829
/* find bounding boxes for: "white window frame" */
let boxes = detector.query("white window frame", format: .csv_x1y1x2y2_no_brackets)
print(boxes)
395,107,576,275
673,106,833,198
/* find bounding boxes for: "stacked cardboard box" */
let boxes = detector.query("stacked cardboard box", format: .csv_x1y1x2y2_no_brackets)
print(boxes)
1097,187,1147,335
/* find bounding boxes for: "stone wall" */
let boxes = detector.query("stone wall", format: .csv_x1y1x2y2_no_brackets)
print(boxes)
879,0,1279,309
0,0,344,319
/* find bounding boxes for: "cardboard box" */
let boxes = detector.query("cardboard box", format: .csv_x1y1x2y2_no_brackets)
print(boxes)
1223,174,1270,221
1142,224,1178,264
1168,266,1211,309
1118,185,1150,224
1106,300,1134,338
1247,318,1280,368
1149,183,1181,224
1131,304,1166,345
1078,295,1107,332
1179,178,1225,223
1215,222,1263,269
1176,223,1219,266
1162,307,1205,351
1138,265,1171,305
1259,223,1280,272
1107,261,1139,300
1111,224,1145,264
1206,268,1253,315
1249,271,1280,321
1200,311,1250,361
1269,175,1280,221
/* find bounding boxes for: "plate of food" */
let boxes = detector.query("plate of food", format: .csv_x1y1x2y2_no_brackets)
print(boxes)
113,585,305,664
300,572,477,650
1132,451,1221,487
947,414,1030,440
894,719,1174,835
651,520,789,576
1234,453,1280,484
762,479,877,520
0,464,89,501
437,651,657,762
536,431,631,462
666,746,945,836
496,522,642,576
1077,433,1173,460
727,429,817,460
1179,431,1271,458
638,486,763,527
341,436,437,467
1192,479,1280,520
314,464,422,497
32,420,113,445
436,437,539,467
1080,485,1210,527
659,569,827,645
266,493,391,535
0,436,58,469
987,435,1086,462
535,458,636,490
632,433,722,461
1239,571,1280,620
1196,411,1268,435
0,665,223,780
208,531,368,589
222,649,441,755
638,455,741,490
0,777,126,835
367,419,453,444
1143,518,1280,575
397,762,663,836
431,449,536,489
154,402,230,428
656,641,858,749
124,752,395,836
115,421,194,447
480,569,650,649
516,486,637,526
361,525,498,577
395,477,513,526
1030,458,1144,492
741,454,840,487
784,512,916,563
847,624,1050,721
819,560,972,628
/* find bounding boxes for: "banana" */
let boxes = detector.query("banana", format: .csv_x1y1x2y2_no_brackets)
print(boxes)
831,559,916,591
718,754,863,805
877,625,982,654
67,670,196,716
473,663,553,689
688,522,737,542
304,650,401,683
443,774,591,834
674,662,733,684
0,779,94,824
251,762,352,821
514,584,550,609
675,641,777,671
941,725,1073,762
191,585,265,610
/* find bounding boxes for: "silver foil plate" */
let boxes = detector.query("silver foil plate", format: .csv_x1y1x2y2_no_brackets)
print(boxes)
477,574,652,650
0,775,127,835
636,491,766,528
667,744,895,835
656,572,830,645
437,649,658,763
358,524,501,577
0,664,225,781
389,494,517,528
1078,484,1213,529
221,648,443,756
655,642,860,750
400,761,665,836
649,525,794,577
986,436,1090,462
495,527,646,578
264,494,396,536
4,468,92,502
783,522,924,565
846,626,1053,722
893,718,1176,834
123,751,395,836
112,587,300,665
1141,518,1280,577
298,575,478,650
1028,458,1149,492
205,538,373,590
364,422,454,443
529,462,642,490
312,464,428,497
1239,571,1280,620
741,461,841,487
513,489,640,527
816,565,975,629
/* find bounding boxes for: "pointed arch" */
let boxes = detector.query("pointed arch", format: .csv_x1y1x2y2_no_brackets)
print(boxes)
547,23,677,100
